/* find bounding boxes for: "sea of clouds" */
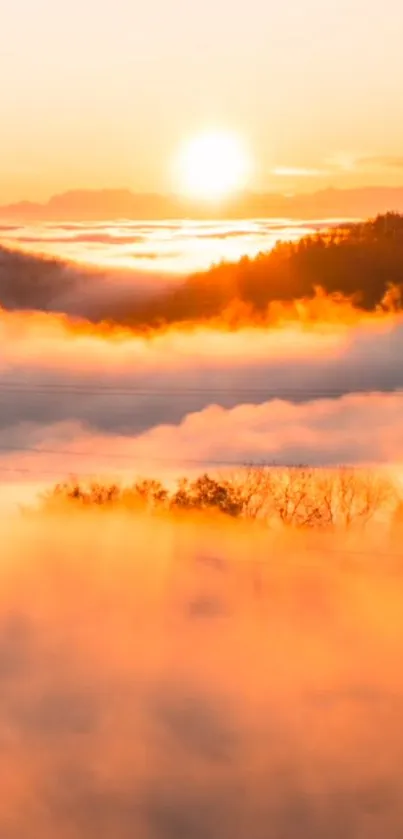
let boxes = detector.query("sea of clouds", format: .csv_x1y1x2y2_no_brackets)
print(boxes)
0,219,336,320
1,218,402,507
1,307,403,504
0,218,335,275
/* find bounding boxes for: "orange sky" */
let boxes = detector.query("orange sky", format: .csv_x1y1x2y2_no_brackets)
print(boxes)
2,0,403,202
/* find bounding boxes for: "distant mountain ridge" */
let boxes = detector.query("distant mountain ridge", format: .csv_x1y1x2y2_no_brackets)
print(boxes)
2,186,403,221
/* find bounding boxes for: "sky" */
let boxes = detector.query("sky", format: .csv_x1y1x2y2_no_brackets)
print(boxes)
2,0,403,202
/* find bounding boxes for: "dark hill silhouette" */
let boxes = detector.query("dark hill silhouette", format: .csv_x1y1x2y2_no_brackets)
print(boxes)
3,186,403,221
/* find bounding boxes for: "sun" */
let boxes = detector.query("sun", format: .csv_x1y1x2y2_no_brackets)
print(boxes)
176,130,250,201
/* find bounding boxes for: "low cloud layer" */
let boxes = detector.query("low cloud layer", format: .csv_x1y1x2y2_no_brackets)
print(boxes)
0,511,403,836
1,309,403,440
2,317,403,498
2,305,403,499
2,392,403,497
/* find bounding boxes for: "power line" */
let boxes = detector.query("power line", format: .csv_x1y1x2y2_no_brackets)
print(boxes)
0,448,262,468
0,383,402,397
0,442,397,471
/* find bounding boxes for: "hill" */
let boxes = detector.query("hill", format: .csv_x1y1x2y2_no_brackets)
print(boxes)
1,213,403,325
3,186,403,221
124,213,403,327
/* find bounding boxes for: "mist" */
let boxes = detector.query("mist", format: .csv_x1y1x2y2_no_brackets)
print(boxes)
0,244,180,319
0,509,403,837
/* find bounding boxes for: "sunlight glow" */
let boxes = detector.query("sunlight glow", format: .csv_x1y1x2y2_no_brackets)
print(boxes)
176,131,250,200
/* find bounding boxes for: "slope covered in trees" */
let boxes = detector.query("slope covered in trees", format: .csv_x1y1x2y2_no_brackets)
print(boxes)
2,213,403,326
127,213,403,327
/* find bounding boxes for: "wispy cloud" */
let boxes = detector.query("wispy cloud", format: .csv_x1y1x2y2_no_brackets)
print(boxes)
326,153,403,173
271,167,329,178
272,152,403,185
356,156,403,171
324,153,357,172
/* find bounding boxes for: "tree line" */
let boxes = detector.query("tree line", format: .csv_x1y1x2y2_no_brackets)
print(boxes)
39,467,401,531
126,213,403,327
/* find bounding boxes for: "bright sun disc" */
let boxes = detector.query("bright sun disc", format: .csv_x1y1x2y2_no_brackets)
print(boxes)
176,131,250,201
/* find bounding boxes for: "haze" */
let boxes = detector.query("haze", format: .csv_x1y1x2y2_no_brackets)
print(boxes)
2,511,403,837
4,4,403,834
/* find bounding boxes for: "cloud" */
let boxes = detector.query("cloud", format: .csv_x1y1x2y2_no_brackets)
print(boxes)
2,391,403,495
276,153,403,177
189,229,255,240
13,233,147,246
271,167,329,178
1,310,403,444
356,156,403,170
1,306,403,506
117,391,403,468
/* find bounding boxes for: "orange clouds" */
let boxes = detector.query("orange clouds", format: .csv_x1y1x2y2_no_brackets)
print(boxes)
2,305,403,507
2,391,403,491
